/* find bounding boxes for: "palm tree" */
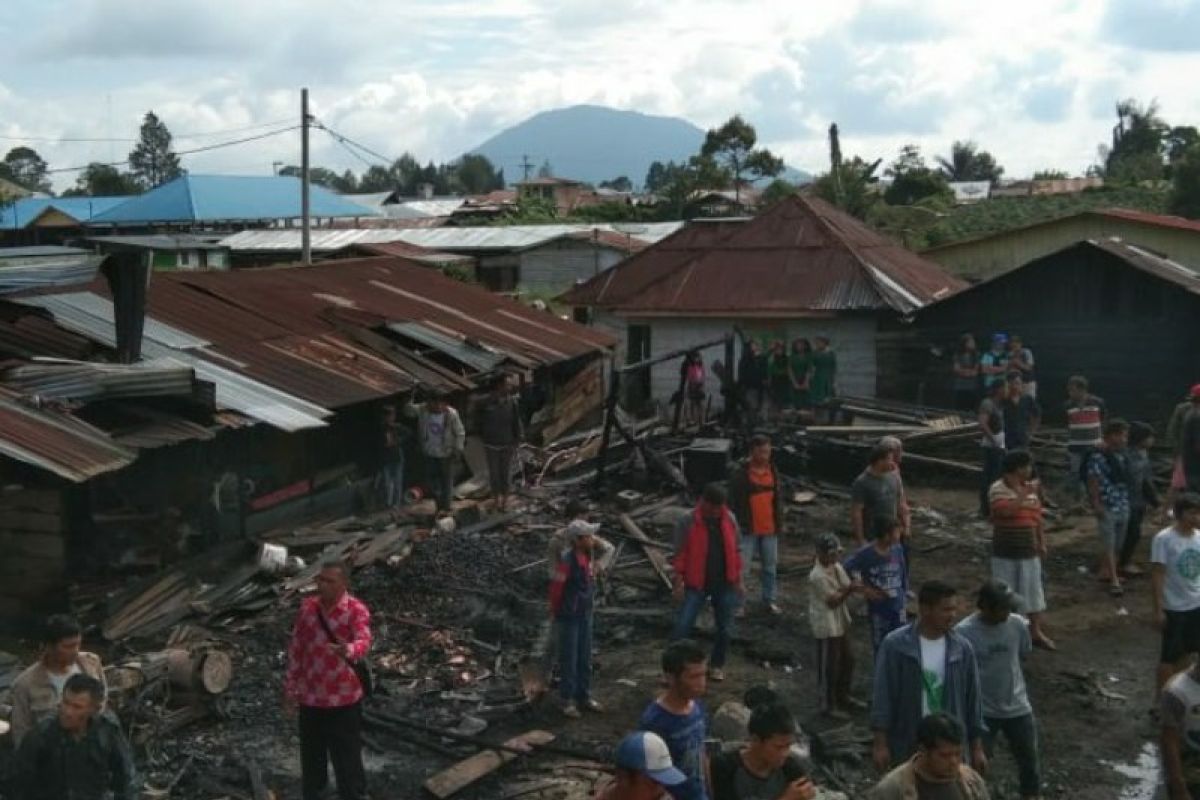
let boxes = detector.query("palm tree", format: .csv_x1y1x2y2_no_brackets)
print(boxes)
936,141,1003,184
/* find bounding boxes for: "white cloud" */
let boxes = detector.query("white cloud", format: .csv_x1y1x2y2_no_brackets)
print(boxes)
3,0,1198,191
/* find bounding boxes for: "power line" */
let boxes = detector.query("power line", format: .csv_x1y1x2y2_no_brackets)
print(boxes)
312,122,396,167
43,125,300,174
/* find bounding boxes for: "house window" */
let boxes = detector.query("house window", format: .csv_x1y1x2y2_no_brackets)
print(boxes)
178,251,191,268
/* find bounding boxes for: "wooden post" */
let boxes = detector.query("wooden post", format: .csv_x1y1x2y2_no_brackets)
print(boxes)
595,364,621,485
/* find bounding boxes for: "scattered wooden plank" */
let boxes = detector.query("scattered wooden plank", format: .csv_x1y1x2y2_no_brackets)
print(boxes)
0,510,63,532
423,729,555,799
618,514,674,592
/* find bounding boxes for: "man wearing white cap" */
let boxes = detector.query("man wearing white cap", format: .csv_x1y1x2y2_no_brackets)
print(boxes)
596,731,689,800
549,518,610,718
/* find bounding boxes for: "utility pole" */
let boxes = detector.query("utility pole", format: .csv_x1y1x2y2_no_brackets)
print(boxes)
520,154,533,183
829,123,843,207
301,87,312,266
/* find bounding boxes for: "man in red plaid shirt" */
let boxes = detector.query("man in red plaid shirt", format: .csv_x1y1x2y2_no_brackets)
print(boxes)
284,561,372,800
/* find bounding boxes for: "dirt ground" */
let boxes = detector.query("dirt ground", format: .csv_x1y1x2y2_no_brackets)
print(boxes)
1,477,1166,799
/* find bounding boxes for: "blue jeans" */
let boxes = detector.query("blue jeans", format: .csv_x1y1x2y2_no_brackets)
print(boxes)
381,456,404,509
672,587,736,668
557,613,593,703
982,713,1041,797
740,534,778,604
426,455,453,511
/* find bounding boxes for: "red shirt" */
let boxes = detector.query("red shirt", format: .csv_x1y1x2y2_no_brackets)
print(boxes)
285,592,372,708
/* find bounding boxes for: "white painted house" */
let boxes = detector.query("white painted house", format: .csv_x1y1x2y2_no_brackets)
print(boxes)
561,194,967,408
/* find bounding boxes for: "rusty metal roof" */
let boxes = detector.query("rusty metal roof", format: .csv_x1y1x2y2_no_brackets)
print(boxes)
561,195,966,315
0,388,137,482
1095,208,1200,234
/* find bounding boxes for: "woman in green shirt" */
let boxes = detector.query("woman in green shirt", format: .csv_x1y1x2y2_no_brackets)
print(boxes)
789,338,813,410
767,340,791,420
810,336,837,409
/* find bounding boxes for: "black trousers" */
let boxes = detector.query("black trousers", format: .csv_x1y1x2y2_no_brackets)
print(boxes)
1119,506,1145,568
300,703,367,800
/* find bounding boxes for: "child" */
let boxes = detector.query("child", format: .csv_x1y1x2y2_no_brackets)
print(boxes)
548,519,604,718
808,533,860,719
1121,421,1161,577
843,518,907,657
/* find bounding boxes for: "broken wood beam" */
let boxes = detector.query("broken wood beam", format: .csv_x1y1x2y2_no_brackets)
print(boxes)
618,514,674,591
423,729,556,799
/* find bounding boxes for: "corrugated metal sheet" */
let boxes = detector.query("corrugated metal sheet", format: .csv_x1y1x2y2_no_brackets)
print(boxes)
387,321,506,372
2,359,195,403
108,415,217,449
0,389,137,482
352,241,473,267
16,292,210,350
1084,238,1200,295
0,310,95,359
562,195,965,315
0,255,104,294
1097,208,1200,234
0,196,130,230
221,228,416,252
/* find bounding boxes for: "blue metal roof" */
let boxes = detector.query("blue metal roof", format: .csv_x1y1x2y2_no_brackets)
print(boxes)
88,174,378,225
0,196,130,230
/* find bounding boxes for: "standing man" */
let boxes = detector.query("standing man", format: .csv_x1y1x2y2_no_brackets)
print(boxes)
671,484,744,682
956,580,1042,800
989,450,1054,649
595,731,688,800
711,702,818,800
639,640,712,800
1065,375,1107,512
1166,386,1200,504
844,519,908,657
979,333,1009,384
952,334,981,413
405,392,466,514
9,614,106,746
477,374,524,512
1002,373,1041,451
284,561,372,800
1008,335,1036,398
549,519,604,718
851,445,903,547
978,378,1007,518
809,533,859,719
1087,419,1132,597
729,434,785,616
12,674,138,800
867,714,990,800
378,404,407,518
871,580,987,774
1151,493,1200,696
737,339,766,423
1161,659,1200,800
1122,421,1161,577
878,436,914,571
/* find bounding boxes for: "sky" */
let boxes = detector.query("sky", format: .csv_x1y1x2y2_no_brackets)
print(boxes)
3,0,1199,192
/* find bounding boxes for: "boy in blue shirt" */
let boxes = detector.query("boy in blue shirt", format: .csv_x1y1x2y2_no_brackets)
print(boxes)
639,640,710,800
844,518,908,657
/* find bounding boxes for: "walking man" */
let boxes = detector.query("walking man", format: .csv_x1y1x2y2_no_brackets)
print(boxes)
9,614,106,746
549,519,604,718
671,484,744,682
978,378,1007,518
989,450,1054,649
12,674,138,800
477,374,524,511
868,713,990,800
871,580,987,773
851,444,904,547
639,640,712,800
284,561,372,800
1065,375,1107,511
406,392,466,513
729,434,784,616
595,731,688,800
956,580,1042,800
1087,419,1131,597
1151,493,1200,696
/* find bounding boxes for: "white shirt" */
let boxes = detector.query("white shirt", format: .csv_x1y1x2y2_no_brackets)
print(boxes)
918,635,948,716
46,663,81,699
1152,525,1200,612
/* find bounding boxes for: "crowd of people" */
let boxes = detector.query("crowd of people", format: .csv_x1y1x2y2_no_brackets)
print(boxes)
735,336,839,424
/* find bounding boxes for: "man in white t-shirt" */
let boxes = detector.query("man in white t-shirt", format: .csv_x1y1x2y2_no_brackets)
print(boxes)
1162,661,1200,800
1152,492,1200,696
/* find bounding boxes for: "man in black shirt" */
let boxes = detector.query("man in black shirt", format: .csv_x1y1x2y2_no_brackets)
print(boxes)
1002,373,1041,450
711,702,816,800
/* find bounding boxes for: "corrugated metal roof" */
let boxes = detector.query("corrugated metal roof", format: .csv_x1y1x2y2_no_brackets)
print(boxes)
561,195,965,315
220,228,414,252
352,241,474,267
0,196,130,230
1088,237,1200,295
87,234,227,251
2,359,196,403
88,175,377,225
1096,208,1200,234
0,255,104,294
0,308,95,360
0,246,91,258
0,389,137,482
387,321,506,372
17,292,211,350
380,199,466,219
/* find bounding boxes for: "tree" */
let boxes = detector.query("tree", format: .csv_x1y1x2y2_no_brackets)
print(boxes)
454,154,502,194
1102,98,1168,183
1171,144,1200,218
599,176,633,192
644,161,674,193
759,179,797,206
332,169,359,193
358,165,395,193
1032,169,1070,180
699,114,784,202
884,144,953,207
813,155,882,219
936,140,1003,184
0,147,52,193
62,163,141,196
536,159,554,179
1166,126,1200,174
128,111,182,188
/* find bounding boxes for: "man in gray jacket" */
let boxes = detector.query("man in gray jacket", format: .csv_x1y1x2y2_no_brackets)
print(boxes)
405,392,466,513
871,580,988,775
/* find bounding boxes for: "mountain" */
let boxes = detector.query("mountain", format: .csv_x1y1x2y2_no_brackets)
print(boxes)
468,104,809,189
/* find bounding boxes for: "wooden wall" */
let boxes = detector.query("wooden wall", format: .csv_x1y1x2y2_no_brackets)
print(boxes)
0,487,68,617
878,244,1200,424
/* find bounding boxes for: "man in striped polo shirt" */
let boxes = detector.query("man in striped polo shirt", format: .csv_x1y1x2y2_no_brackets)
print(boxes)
1065,375,1107,511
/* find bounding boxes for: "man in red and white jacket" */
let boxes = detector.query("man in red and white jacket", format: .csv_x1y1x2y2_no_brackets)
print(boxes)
670,483,744,682
284,561,372,800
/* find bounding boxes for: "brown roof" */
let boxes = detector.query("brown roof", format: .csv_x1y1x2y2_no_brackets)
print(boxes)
1095,208,1200,234
561,194,966,314
351,241,474,266
0,388,136,482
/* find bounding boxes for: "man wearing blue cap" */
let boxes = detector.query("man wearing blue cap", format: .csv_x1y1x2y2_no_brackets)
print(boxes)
980,334,1009,384
596,731,688,800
